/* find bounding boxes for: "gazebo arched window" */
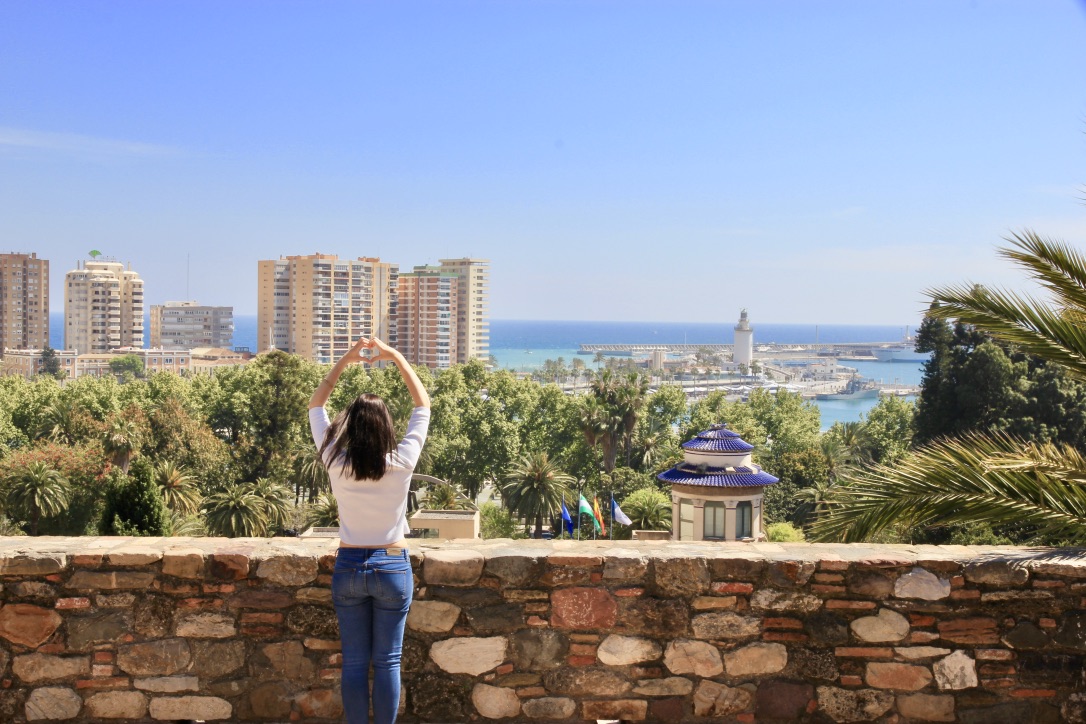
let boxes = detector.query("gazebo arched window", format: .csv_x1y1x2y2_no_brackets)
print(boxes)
704,502,726,540
736,501,753,539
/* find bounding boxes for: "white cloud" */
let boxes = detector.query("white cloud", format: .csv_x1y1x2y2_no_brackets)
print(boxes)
0,126,179,158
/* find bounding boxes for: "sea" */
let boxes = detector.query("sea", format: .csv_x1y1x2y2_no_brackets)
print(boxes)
49,314,924,429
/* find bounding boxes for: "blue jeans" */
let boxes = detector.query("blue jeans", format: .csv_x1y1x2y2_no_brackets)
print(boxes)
332,547,413,724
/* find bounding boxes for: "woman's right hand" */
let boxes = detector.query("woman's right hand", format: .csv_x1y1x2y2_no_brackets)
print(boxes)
362,337,399,365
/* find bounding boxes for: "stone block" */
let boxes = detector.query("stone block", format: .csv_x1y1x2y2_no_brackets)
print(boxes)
0,604,62,648
692,680,754,717
1054,611,1086,651
897,692,955,722
297,688,343,718
191,639,246,678
66,571,155,590
473,683,521,719
511,629,569,671
652,555,710,597
550,587,616,630
1003,621,1049,650
149,696,232,721
256,555,318,586
254,640,316,681
409,672,470,721
816,686,894,723
864,662,933,691
423,549,484,586
248,680,293,718
601,550,648,580
850,608,910,643
933,650,978,690
521,696,576,719
209,552,250,579
894,567,951,600
230,589,293,610
407,600,461,633
614,597,689,637
582,699,648,721
963,560,1029,586
691,611,760,640
429,636,506,675
12,654,89,682
633,676,693,696
25,686,82,721
597,634,661,666
161,548,205,579
750,588,822,614
134,676,200,693
756,681,815,720
724,642,788,677
106,549,162,566
117,638,191,676
896,646,952,660
542,666,631,696
295,587,332,604
663,639,723,677
937,617,999,645
484,550,546,586
85,691,148,719
848,569,895,597
286,604,339,638
0,553,66,576
11,581,57,598
176,611,236,638
465,602,524,635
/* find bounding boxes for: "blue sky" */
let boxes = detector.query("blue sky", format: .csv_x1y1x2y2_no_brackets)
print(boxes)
2,1,1085,324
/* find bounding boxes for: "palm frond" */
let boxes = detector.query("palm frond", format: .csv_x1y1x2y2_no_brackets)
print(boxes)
925,283,1086,381
809,432,1086,543
999,231,1086,312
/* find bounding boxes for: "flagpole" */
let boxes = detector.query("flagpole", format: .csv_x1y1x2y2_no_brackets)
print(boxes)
576,487,581,541
610,490,614,541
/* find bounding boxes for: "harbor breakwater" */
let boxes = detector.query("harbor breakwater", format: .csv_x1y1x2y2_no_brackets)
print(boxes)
1,537,1085,722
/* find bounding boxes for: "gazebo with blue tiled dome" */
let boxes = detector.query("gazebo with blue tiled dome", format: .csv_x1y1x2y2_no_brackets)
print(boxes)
657,423,779,542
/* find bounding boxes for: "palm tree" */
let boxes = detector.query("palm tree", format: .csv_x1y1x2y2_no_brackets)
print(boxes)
154,461,201,516
423,482,473,510
812,233,1086,542
2,461,70,536
306,492,339,528
103,417,140,474
203,485,268,537
616,372,649,467
620,488,672,531
593,351,605,370
39,398,77,445
794,478,840,527
244,478,293,532
501,453,574,538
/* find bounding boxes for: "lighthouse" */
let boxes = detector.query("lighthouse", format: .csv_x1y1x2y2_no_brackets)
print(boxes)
733,309,753,368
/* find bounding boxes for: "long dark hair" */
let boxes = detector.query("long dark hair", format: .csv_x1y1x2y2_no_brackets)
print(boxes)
320,394,397,481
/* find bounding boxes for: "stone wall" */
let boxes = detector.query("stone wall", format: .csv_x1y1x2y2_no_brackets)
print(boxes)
1,537,1085,722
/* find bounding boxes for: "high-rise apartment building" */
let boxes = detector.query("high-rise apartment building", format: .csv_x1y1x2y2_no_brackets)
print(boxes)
0,253,49,357
150,301,234,351
257,254,398,364
396,266,458,369
438,258,489,364
64,260,144,354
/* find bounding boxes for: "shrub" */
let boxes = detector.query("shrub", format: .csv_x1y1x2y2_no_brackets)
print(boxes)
766,521,805,542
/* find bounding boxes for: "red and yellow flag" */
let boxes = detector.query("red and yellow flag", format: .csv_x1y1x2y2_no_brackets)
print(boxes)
592,496,607,536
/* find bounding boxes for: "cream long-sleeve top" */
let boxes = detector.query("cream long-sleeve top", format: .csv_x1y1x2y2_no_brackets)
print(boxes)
309,406,431,546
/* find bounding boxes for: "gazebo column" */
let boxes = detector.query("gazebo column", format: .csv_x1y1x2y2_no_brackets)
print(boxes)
692,499,705,541
753,497,763,540
725,501,738,542
671,494,681,541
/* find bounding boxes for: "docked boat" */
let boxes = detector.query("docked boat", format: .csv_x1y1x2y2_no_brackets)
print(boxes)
872,344,930,363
